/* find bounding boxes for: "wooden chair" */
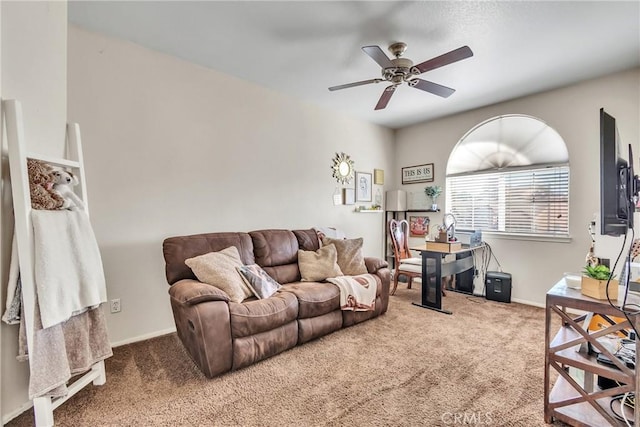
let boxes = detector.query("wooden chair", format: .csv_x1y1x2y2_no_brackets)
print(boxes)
388,219,450,296
389,219,424,295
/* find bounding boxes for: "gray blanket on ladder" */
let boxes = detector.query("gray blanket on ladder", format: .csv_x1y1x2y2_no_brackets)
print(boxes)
3,210,113,398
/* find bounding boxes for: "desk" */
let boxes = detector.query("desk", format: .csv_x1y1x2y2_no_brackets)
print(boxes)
410,243,482,314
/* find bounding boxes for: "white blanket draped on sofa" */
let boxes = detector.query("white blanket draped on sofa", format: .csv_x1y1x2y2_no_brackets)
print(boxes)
2,210,112,398
327,274,377,311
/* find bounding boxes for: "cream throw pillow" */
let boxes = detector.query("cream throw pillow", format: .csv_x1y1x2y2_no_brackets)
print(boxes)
321,237,368,275
185,246,253,303
298,244,344,282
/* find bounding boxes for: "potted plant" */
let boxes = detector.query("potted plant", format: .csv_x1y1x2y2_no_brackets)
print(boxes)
581,264,619,300
424,186,443,211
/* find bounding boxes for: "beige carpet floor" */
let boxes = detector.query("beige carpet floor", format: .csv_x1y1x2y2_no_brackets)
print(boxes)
8,288,562,426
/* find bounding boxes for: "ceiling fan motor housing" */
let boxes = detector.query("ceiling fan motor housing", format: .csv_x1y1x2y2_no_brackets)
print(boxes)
382,57,414,82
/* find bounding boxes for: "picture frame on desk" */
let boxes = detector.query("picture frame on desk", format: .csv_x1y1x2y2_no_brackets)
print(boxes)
409,215,430,237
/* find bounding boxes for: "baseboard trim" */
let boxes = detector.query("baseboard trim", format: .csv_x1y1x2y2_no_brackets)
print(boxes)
2,401,34,425
111,327,177,348
471,293,545,309
510,297,545,308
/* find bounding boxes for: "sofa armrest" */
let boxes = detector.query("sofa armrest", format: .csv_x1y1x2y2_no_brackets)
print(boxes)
364,257,389,274
169,279,230,305
168,279,233,378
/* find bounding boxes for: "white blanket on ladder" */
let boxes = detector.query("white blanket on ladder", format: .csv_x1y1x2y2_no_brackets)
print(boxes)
31,210,107,329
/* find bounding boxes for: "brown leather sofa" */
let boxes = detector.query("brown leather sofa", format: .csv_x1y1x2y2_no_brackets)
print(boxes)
163,228,390,378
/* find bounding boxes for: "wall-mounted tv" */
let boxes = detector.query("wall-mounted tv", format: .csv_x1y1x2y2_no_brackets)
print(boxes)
600,108,638,236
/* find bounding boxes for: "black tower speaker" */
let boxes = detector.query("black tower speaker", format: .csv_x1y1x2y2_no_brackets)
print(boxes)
485,271,512,303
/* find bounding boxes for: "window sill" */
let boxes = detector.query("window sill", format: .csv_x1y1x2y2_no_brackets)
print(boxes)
481,231,572,243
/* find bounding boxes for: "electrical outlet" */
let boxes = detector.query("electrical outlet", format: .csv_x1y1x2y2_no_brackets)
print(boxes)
110,298,121,313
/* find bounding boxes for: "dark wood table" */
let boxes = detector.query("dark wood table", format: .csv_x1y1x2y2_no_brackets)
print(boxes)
410,243,482,315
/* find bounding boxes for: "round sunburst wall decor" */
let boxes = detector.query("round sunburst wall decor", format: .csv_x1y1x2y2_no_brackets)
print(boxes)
331,152,354,185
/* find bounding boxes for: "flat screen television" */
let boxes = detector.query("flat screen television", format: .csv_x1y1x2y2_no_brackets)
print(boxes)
600,108,638,236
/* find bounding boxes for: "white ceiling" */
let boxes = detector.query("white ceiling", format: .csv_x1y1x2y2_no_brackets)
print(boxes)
68,1,640,130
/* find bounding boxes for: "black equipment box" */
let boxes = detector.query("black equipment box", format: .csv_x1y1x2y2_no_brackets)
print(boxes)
485,271,512,303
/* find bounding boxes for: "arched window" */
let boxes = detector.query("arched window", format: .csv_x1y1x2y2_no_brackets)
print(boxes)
446,115,570,238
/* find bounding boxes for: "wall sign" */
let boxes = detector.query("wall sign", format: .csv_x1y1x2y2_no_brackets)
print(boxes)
402,163,434,184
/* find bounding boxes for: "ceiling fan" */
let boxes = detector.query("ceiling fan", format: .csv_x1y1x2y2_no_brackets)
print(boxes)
329,42,473,110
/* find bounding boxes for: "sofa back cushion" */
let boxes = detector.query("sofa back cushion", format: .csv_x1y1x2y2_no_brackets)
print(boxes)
163,232,255,285
249,229,303,284
292,229,321,252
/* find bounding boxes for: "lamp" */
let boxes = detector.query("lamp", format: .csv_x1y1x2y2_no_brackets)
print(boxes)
385,190,407,211
443,213,457,241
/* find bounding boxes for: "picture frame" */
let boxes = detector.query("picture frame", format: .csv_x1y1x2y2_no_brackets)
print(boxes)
402,163,434,185
374,169,385,185
409,215,430,237
355,171,372,202
343,188,355,205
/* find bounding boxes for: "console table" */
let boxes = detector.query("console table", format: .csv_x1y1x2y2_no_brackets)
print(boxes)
409,243,481,315
545,279,639,426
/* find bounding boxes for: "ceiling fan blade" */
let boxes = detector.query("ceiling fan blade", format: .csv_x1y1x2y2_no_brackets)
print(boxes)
362,45,394,68
375,85,397,110
412,45,473,74
409,79,456,98
328,78,384,91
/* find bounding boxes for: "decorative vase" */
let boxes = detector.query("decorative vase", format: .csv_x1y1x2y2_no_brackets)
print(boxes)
430,197,438,211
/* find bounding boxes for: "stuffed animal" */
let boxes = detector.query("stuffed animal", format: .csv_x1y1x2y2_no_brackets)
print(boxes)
27,159,64,210
51,169,85,210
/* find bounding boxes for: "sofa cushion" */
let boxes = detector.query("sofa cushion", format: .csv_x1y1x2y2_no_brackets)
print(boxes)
280,281,340,318
298,244,343,282
250,229,301,284
163,232,254,285
237,264,281,299
292,229,320,252
297,311,343,344
321,236,368,275
185,246,253,303
228,291,298,338
232,321,298,370
313,226,346,244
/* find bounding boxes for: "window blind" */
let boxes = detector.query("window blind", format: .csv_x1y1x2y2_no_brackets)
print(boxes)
446,166,570,237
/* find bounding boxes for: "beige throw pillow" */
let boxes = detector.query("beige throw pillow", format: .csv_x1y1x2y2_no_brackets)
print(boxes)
185,246,253,303
321,237,368,275
298,244,344,282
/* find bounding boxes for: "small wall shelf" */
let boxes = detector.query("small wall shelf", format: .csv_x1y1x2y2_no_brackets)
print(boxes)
356,209,384,213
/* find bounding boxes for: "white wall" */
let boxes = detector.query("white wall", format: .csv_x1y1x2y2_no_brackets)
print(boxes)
67,26,396,346
396,68,640,306
0,1,68,422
